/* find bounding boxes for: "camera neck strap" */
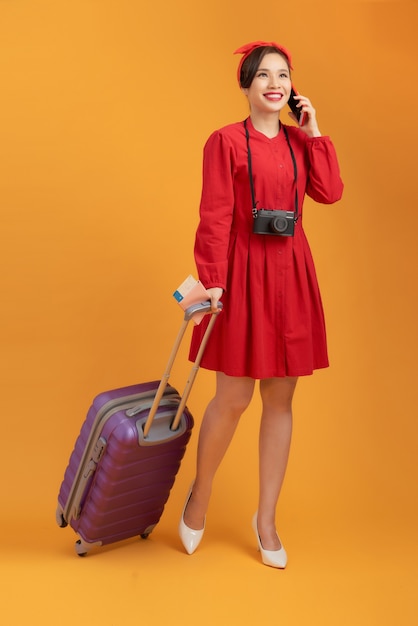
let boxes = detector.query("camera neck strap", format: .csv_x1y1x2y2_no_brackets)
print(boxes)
243,118,299,222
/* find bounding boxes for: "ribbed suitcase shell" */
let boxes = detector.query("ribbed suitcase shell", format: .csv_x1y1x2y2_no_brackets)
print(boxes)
57,381,193,555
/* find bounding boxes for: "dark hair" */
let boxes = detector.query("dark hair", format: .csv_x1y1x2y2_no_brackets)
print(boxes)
240,46,291,88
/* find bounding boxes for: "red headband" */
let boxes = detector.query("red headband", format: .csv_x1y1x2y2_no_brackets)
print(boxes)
234,40,293,85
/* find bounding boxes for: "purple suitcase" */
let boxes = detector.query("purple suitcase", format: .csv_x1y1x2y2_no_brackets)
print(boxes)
56,301,221,556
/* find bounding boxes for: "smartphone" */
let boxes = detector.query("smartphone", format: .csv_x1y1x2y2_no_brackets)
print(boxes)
288,87,307,126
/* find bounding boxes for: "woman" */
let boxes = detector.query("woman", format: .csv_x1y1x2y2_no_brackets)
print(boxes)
178,41,343,568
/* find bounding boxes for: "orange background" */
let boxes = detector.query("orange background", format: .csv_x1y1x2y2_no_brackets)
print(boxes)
1,1,417,624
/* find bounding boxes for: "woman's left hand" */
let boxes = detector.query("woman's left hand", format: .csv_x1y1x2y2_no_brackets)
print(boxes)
288,94,322,138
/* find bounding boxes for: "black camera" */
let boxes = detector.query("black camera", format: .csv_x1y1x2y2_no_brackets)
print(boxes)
252,209,295,237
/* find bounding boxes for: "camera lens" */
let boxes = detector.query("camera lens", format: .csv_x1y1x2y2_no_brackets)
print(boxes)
271,216,288,233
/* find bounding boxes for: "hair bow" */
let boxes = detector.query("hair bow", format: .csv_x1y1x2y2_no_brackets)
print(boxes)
234,40,293,85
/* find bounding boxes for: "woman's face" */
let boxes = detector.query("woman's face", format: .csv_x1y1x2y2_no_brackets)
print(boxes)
242,52,291,116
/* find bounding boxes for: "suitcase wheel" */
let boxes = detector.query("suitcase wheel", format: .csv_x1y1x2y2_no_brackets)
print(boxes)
55,506,68,528
140,524,156,540
75,539,88,557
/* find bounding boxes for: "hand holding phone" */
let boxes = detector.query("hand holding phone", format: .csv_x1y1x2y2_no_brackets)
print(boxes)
288,87,307,126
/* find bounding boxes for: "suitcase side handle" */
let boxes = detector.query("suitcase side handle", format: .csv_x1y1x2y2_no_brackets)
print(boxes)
142,300,223,437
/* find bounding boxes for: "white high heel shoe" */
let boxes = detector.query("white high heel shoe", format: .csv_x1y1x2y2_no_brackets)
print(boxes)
178,486,205,555
252,512,287,569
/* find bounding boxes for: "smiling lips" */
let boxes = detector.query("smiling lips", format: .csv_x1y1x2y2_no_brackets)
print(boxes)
264,92,284,101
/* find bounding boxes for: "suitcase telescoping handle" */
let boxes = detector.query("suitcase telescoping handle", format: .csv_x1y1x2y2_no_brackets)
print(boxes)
141,300,223,438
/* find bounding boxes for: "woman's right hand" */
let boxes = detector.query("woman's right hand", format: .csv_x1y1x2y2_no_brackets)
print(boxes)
207,287,224,313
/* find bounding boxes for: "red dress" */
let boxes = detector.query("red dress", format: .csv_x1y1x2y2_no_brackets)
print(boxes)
189,118,343,378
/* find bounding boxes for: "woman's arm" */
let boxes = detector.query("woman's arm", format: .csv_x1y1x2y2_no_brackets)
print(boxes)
305,136,344,204
288,94,343,204
194,130,235,290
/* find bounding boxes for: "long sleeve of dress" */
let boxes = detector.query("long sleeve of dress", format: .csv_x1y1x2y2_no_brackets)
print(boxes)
194,131,235,290
305,135,344,204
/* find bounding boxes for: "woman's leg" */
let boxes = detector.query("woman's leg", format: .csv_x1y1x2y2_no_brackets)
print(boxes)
256,376,298,550
183,372,256,530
